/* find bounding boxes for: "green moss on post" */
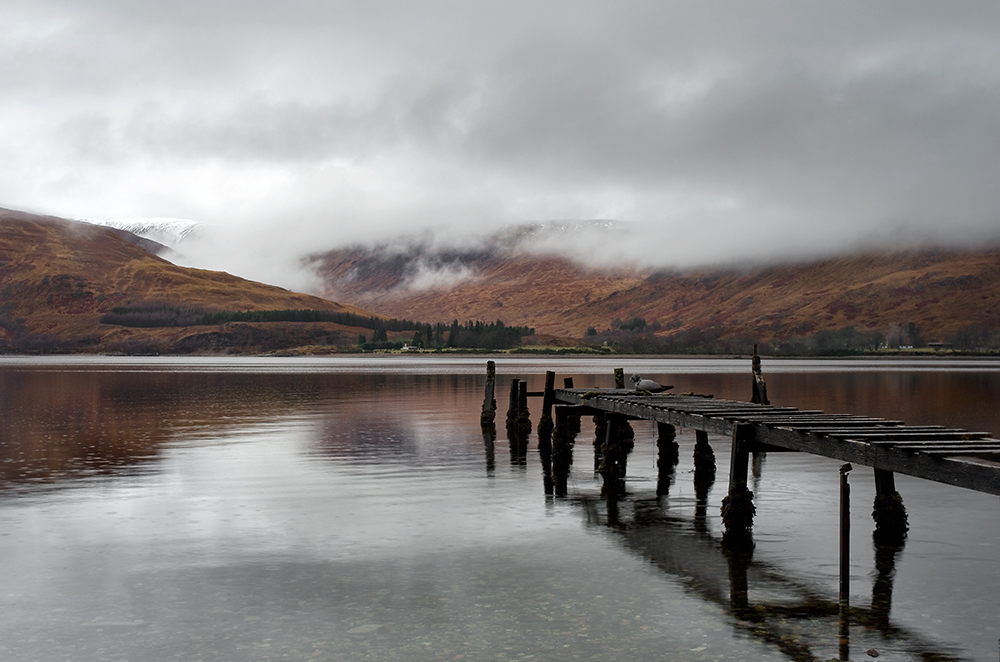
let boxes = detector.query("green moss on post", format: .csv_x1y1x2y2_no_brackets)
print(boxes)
481,360,497,427
537,414,554,451
721,486,756,546
505,380,520,435
515,381,532,438
593,414,606,472
693,430,716,482
656,423,679,496
872,492,909,543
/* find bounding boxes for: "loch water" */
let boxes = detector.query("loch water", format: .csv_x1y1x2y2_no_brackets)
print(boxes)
0,356,998,661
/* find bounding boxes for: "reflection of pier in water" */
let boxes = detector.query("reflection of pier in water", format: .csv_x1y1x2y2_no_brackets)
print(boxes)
573,494,963,662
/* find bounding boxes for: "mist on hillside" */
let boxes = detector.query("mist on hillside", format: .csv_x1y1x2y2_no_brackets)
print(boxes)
5,2,1000,293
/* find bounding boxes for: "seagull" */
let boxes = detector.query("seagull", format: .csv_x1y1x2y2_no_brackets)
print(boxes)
631,374,672,393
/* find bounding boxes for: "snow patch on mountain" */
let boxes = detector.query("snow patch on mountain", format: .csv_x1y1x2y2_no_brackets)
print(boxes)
79,217,199,248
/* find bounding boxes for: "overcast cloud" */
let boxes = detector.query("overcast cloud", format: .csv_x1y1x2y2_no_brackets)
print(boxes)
2,1,1000,287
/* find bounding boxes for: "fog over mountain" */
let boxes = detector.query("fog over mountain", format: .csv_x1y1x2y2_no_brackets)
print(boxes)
3,2,1000,290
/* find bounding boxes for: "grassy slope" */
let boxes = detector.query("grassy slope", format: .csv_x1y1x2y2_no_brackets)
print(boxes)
0,208,375,349
315,245,1000,343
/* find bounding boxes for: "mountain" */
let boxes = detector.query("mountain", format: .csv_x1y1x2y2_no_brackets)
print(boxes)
310,232,1000,351
0,208,375,353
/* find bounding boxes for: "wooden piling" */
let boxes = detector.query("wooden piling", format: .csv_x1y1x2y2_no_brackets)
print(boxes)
839,462,852,660
553,405,578,497
601,413,626,501
537,371,556,451
481,360,497,427
516,381,531,437
872,468,909,543
751,344,770,405
693,430,716,482
593,414,606,472
840,463,852,599
563,377,574,389
721,424,755,545
505,379,520,435
614,368,625,389
656,422,679,496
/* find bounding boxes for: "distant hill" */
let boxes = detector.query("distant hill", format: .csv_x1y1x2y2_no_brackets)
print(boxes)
0,208,377,353
311,233,1000,352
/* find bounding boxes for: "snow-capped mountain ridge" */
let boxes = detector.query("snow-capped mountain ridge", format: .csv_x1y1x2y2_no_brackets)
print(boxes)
79,217,199,248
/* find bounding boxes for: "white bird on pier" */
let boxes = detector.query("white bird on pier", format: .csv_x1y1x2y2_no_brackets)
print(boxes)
630,374,671,393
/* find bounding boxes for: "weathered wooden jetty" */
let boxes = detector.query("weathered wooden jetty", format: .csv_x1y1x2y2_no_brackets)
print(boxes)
489,354,1000,543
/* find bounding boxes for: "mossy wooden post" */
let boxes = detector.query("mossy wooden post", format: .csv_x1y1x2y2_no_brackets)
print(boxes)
656,422,679,496
537,371,556,454
481,360,497,427
751,344,769,405
553,405,578,497
516,380,531,438
721,423,755,546
505,379,520,435
872,468,909,543
600,414,625,523
601,413,627,500
592,414,606,472
693,430,716,482
613,368,625,389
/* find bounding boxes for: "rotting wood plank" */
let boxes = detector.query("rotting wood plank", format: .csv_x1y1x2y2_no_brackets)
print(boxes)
870,440,1000,449
893,443,1000,451
915,449,1000,456
824,431,990,441
772,424,944,435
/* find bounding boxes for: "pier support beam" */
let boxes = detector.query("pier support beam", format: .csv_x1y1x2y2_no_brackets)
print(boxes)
552,405,579,497
592,415,606,472
839,463,852,662
481,360,497,428
537,371,555,453
721,424,755,546
872,468,909,543
656,423,679,496
516,381,531,438
600,414,627,500
751,344,769,405
693,430,716,483
505,379,520,436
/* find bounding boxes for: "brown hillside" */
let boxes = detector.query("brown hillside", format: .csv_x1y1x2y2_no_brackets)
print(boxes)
0,209,374,351
312,241,1000,345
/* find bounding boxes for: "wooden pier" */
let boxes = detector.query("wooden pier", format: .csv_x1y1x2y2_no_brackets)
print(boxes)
552,388,1000,497
489,356,1000,545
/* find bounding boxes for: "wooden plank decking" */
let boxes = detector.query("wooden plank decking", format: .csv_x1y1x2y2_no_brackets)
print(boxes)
553,389,1000,496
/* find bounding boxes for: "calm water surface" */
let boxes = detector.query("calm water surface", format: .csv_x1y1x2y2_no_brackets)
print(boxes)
0,356,998,661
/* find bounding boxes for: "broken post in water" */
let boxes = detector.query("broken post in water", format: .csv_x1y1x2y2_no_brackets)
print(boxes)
537,370,556,454
840,463,853,661
751,343,769,405
481,360,497,428
721,423,755,546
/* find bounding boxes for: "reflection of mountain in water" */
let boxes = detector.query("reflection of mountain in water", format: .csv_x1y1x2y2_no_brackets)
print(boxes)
0,369,485,490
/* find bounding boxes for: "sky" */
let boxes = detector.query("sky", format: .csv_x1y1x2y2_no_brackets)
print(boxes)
2,1,1000,288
